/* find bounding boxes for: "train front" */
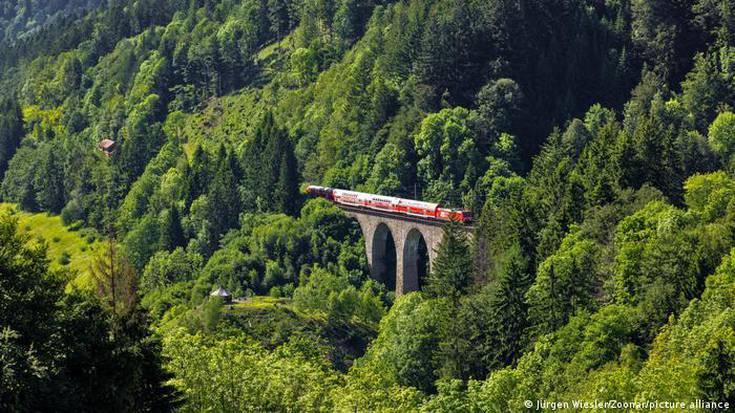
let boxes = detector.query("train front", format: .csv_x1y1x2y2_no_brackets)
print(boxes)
306,185,335,201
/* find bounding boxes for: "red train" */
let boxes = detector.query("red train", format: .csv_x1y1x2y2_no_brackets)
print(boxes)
306,185,473,223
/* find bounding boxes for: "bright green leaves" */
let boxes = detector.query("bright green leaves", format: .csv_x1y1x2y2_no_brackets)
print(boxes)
360,293,449,393
414,107,482,206
635,248,735,402
162,330,340,412
127,51,169,108
526,228,600,336
365,142,410,196
424,221,473,302
708,111,735,166
475,78,525,142
292,266,385,325
684,171,735,221
613,202,693,305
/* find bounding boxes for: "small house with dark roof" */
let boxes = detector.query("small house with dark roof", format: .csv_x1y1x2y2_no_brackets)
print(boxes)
210,286,232,304
98,139,116,157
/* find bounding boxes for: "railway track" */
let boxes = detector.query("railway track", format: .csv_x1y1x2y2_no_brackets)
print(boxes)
338,204,474,231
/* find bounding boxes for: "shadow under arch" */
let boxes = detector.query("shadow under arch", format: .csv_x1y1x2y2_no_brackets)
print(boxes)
402,228,429,292
371,223,396,292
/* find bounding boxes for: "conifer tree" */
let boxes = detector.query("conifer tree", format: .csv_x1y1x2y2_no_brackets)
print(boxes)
241,112,299,214
425,220,472,303
575,121,621,207
187,145,210,206
206,146,241,253
267,0,291,37
34,145,66,213
0,95,23,179
486,246,533,369
274,140,300,215
90,238,138,317
159,204,185,251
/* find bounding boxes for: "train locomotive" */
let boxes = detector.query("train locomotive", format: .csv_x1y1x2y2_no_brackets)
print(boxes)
306,185,473,223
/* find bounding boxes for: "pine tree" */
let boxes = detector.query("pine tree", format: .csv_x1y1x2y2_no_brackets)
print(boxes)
487,246,533,369
90,238,138,317
34,145,66,213
159,204,185,251
187,145,210,207
575,121,621,207
240,114,269,210
425,220,472,303
240,112,297,214
60,56,83,94
0,95,23,179
267,0,291,37
206,146,241,253
274,140,299,215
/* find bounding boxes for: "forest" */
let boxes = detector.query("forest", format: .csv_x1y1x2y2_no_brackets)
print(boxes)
1,0,735,411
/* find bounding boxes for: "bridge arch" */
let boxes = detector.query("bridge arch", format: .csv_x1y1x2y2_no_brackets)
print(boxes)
401,228,430,292
370,223,397,291
342,209,459,296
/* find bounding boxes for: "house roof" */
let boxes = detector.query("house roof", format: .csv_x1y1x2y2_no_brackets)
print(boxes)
210,287,231,297
98,139,116,150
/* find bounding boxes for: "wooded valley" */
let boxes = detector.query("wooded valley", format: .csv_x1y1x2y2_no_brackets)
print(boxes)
1,0,735,411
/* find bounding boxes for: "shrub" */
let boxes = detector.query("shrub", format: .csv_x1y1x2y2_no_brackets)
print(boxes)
709,111,735,164
61,199,84,226
58,251,71,265
269,286,282,298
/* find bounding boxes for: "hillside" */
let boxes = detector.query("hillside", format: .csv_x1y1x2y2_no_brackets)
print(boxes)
2,0,735,411
0,202,102,289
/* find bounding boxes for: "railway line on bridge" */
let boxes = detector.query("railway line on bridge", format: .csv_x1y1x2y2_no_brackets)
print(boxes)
337,204,474,229
307,186,473,295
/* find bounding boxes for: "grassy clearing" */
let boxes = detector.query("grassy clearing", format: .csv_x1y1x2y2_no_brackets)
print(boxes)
229,295,289,310
228,296,323,320
224,295,376,370
0,203,103,290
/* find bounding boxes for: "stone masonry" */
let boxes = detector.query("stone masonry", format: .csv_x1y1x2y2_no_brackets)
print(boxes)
341,207,445,296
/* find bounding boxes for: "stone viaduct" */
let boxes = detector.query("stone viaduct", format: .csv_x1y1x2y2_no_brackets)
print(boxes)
339,205,469,296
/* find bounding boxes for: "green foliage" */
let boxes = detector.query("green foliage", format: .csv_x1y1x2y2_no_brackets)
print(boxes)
202,147,241,255
159,204,185,251
360,293,448,393
475,78,525,143
424,221,472,302
0,95,24,180
414,107,482,206
681,48,735,131
186,199,366,303
0,213,177,411
240,112,300,214
162,330,339,412
708,111,735,165
482,245,533,371
58,250,71,265
201,296,224,332
141,247,203,293
4,0,735,409
0,203,103,286
123,213,161,271
1,145,40,211
292,266,385,325
526,228,600,337
60,199,84,226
